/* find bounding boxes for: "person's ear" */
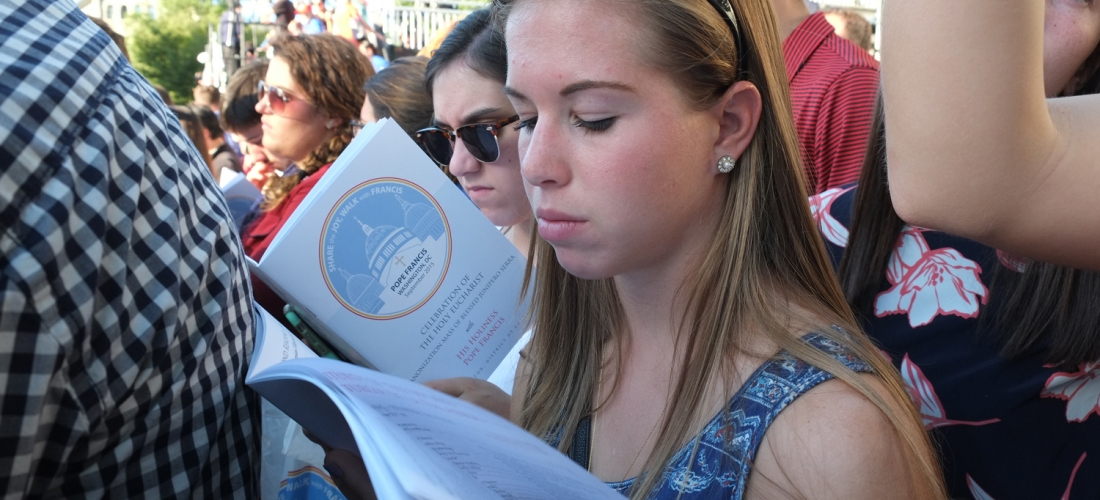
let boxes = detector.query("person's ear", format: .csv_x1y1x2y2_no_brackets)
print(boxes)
712,81,762,172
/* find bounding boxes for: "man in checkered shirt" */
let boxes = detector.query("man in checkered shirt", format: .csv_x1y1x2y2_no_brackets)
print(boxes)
0,1,259,498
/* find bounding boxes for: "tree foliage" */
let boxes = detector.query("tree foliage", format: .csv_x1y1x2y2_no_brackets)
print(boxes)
127,0,221,104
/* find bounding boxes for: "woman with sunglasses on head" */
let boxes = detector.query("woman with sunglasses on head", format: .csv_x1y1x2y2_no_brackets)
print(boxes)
415,8,534,258
322,0,945,499
241,33,374,317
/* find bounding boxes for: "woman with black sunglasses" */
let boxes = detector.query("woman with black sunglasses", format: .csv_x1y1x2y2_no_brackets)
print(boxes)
417,9,534,260
241,33,374,319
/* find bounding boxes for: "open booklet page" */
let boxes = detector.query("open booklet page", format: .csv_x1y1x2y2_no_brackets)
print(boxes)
252,118,529,382
248,306,620,500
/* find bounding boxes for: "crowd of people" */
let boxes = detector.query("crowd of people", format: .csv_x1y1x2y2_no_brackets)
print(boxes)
2,0,1099,499
219,0,394,74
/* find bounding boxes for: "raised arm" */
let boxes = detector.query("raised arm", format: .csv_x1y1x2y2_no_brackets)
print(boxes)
881,0,1100,270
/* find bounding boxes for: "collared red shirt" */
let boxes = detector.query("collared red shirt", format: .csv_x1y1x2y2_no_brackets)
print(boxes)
783,12,879,194
0,1,258,497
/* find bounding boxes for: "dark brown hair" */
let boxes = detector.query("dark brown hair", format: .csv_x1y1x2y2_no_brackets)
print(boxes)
837,94,901,316
89,17,130,61
839,94,1100,368
424,9,507,94
364,56,433,139
262,34,374,209
222,59,269,133
984,47,1100,365
191,103,224,138
192,85,221,108
423,9,507,182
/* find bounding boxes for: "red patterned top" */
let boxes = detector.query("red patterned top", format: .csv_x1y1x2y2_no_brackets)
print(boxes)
783,13,879,194
241,163,334,318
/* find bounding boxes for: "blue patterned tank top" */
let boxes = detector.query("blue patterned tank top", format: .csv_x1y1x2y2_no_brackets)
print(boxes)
575,332,874,499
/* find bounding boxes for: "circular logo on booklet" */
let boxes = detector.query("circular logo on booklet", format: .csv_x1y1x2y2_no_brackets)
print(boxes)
319,178,452,319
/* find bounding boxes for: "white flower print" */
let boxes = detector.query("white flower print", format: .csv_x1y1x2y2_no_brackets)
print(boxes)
1043,362,1100,422
966,453,1086,500
884,226,929,286
967,475,996,500
900,354,999,429
807,186,854,247
875,228,988,327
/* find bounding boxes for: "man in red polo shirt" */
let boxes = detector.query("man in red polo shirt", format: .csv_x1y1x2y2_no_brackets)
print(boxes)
773,0,879,193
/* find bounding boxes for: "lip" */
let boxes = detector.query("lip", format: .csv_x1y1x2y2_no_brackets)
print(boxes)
463,184,493,200
535,208,587,242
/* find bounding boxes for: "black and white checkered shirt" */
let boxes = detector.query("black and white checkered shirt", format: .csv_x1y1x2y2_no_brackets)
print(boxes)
0,1,259,498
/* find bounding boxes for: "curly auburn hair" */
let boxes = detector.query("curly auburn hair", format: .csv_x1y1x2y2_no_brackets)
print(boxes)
262,34,374,210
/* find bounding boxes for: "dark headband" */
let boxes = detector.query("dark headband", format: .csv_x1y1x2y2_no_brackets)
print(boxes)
706,0,747,74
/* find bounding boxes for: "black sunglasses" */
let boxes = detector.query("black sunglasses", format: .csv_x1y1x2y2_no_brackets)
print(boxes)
415,115,519,167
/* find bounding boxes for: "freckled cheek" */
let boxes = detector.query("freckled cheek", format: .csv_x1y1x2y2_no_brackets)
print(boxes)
586,161,653,217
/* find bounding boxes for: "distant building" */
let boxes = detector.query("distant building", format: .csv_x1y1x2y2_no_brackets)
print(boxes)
78,0,158,36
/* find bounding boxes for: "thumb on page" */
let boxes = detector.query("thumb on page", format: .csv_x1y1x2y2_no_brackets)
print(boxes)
324,448,377,500
424,377,512,420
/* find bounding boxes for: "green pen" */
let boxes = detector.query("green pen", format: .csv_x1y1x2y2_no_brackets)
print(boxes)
283,305,342,361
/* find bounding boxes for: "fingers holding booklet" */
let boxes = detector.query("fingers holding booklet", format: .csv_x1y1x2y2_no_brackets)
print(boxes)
322,448,376,500
422,377,512,421
242,118,615,499
247,305,622,500
245,118,531,381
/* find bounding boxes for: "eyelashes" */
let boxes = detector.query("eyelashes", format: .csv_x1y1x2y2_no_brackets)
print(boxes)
573,117,615,132
514,117,537,131
512,116,617,133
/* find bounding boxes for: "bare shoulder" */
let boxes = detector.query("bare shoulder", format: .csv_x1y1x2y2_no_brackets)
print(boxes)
746,375,930,500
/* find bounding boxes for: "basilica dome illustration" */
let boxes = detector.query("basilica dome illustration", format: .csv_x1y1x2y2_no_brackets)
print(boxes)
397,195,445,241
356,216,421,280
338,268,384,314
321,180,452,319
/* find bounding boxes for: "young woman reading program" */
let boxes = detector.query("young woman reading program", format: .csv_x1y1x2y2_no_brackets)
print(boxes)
323,1,945,498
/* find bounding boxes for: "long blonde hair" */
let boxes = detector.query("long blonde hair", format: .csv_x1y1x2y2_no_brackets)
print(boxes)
495,0,945,497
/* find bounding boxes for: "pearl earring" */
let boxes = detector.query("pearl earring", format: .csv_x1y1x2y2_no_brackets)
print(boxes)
717,155,736,174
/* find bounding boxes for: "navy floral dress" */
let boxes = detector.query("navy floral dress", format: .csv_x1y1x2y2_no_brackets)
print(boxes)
810,184,1100,500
